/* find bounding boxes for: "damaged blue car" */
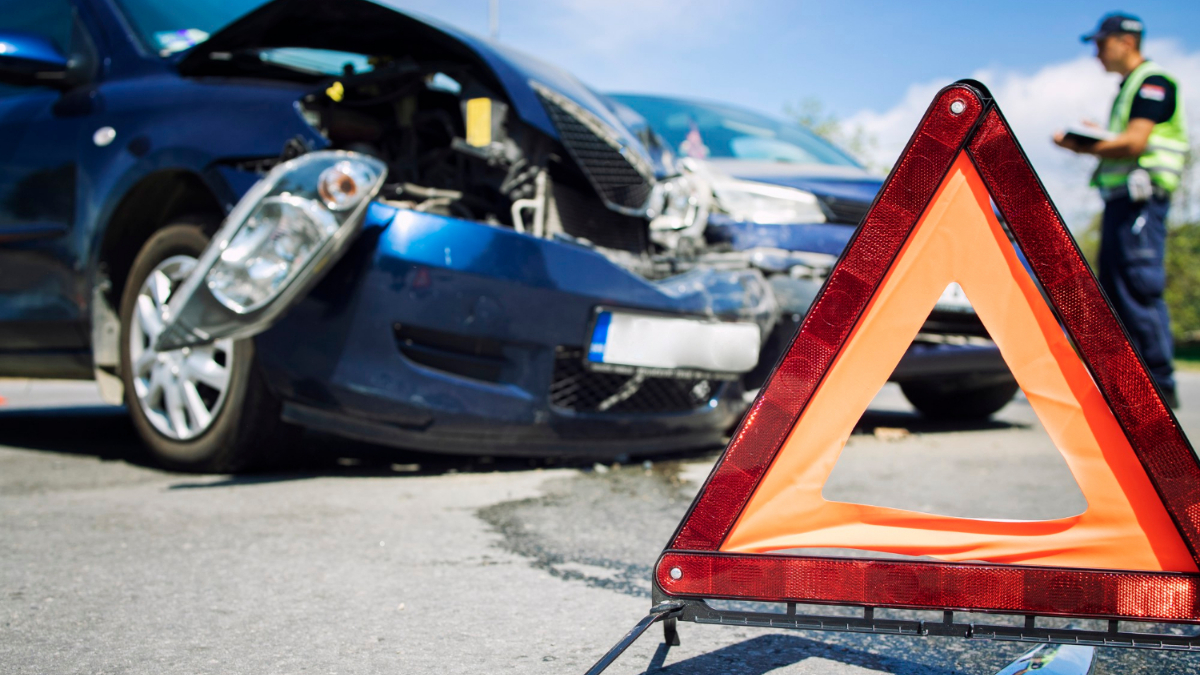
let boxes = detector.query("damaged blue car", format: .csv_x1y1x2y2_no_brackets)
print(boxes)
0,0,1011,473
609,94,1018,422
0,0,782,471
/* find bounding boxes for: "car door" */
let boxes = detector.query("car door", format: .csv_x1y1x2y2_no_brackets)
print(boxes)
0,0,97,374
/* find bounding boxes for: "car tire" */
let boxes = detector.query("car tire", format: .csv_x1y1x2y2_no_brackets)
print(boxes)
900,378,1020,421
119,221,292,472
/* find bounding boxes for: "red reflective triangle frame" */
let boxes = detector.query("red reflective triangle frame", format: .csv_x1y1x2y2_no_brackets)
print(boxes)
656,81,1200,623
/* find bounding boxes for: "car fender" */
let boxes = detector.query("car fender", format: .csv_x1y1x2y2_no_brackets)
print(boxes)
80,75,323,401
81,75,323,281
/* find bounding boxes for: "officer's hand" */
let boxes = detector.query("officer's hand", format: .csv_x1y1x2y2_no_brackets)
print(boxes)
1053,131,1083,153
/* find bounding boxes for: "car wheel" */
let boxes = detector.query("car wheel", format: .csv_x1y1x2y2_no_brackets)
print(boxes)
119,221,290,472
899,378,1020,421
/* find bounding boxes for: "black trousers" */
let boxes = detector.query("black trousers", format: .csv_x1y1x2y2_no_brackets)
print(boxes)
1097,194,1175,394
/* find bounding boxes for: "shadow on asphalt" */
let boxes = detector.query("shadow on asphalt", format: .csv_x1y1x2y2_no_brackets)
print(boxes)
854,408,1026,435
0,404,718,484
638,633,964,675
0,405,149,464
0,402,1025,486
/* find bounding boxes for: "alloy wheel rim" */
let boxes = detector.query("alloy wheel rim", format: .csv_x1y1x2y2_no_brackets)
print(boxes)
129,255,237,441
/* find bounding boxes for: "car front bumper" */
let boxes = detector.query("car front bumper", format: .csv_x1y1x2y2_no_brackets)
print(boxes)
253,200,1014,457
253,202,755,457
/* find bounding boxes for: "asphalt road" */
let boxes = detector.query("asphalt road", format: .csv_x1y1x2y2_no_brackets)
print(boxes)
2,373,1200,674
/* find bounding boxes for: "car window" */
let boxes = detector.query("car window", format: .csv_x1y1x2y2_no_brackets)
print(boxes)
610,95,861,168
112,0,375,76
112,0,271,56
0,0,73,98
0,0,72,52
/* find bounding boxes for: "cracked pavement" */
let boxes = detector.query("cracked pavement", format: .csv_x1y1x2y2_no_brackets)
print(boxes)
2,375,1199,673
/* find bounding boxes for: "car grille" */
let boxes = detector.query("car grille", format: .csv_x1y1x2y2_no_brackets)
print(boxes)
818,195,872,225
552,182,649,253
533,84,654,212
549,348,717,414
394,324,506,383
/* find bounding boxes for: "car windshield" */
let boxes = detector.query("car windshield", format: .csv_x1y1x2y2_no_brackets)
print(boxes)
112,0,374,74
611,94,861,168
113,0,270,55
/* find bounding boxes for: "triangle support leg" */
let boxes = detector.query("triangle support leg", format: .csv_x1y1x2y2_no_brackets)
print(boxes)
664,615,680,647
583,602,682,675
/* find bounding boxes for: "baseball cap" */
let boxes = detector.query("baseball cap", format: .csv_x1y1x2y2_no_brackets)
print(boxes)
1081,13,1144,43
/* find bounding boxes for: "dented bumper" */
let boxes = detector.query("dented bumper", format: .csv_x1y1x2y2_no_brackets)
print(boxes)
250,203,766,456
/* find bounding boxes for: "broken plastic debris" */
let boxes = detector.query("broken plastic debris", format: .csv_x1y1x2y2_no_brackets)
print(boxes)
652,268,778,342
873,427,911,441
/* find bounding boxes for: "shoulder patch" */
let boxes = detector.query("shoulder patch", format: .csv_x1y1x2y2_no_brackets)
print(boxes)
1139,83,1167,101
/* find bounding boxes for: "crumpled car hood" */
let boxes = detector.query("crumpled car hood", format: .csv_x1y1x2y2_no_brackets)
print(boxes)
703,158,884,205
176,0,659,171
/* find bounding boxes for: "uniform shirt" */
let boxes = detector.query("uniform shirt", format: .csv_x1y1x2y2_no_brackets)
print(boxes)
1124,74,1178,124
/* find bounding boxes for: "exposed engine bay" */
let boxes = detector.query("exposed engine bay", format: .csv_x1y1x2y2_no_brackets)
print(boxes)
286,57,830,289
156,0,1011,429
171,0,842,300
296,60,548,229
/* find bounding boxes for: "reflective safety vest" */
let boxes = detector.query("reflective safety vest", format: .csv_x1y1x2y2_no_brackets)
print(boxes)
1093,60,1190,194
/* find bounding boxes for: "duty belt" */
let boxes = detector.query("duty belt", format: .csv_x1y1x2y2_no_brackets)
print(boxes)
1099,184,1172,202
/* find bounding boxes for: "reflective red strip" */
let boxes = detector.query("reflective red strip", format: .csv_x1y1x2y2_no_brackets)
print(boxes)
658,82,1200,622
967,110,1200,563
669,86,984,552
659,552,1200,623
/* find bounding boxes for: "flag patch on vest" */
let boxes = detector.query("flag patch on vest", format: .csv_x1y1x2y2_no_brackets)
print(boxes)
1139,84,1167,101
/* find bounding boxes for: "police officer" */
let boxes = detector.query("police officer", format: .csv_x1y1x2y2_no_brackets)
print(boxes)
1055,12,1188,409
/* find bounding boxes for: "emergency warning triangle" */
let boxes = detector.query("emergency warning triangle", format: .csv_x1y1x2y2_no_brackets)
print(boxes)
657,81,1200,622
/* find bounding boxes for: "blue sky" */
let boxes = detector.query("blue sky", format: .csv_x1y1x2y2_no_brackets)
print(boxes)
382,1,1200,227
386,1,1200,120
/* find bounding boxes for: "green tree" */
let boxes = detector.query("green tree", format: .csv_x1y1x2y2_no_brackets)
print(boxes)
1165,220,1200,343
784,97,886,173
1076,212,1103,270
785,97,841,141
1163,139,1199,344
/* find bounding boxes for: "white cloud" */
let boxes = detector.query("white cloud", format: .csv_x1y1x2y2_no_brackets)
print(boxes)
483,0,746,98
536,0,738,56
846,39,1200,230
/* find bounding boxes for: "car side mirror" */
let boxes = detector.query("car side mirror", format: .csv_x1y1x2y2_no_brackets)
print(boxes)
0,32,74,89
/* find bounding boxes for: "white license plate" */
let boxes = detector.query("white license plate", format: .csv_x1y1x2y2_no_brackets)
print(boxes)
587,310,761,375
935,282,974,313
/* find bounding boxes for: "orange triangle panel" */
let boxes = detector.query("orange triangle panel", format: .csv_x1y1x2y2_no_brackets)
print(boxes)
656,82,1200,623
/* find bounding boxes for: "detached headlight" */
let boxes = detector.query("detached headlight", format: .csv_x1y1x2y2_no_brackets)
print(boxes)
648,173,710,236
154,151,387,350
206,155,385,313
711,178,826,225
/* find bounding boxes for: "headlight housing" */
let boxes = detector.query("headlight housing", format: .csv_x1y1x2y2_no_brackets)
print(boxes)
711,178,826,225
206,155,385,313
154,151,387,350
647,172,710,248
205,195,339,312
